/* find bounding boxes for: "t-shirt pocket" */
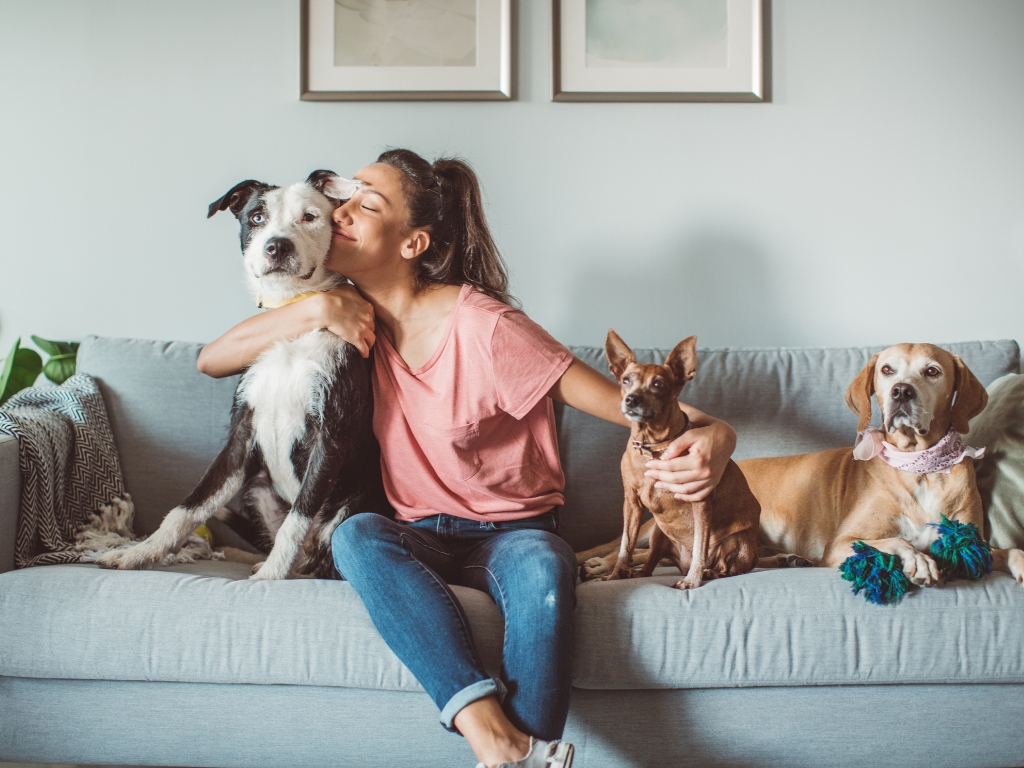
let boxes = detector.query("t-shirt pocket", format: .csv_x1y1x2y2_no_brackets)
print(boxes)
417,421,482,481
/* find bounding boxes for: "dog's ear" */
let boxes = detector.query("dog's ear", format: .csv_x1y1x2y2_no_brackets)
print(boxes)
605,329,635,380
845,353,878,432
665,336,698,385
950,355,988,434
307,170,363,201
208,180,271,219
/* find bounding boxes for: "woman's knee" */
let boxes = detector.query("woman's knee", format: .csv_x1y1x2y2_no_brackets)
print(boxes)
331,512,394,572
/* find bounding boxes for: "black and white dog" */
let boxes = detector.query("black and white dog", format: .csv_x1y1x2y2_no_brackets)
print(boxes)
98,171,386,580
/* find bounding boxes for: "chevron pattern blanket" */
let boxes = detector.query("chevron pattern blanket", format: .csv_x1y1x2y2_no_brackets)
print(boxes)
0,374,217,568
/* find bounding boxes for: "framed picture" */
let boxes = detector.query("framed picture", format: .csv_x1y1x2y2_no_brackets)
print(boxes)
301,0,512,101
553,0,769,102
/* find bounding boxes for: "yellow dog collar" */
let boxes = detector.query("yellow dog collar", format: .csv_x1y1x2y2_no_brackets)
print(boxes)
258,291,321,310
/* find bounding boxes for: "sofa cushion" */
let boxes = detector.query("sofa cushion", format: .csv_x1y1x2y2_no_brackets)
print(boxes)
76,337,240,536
572,567,1024,690
0,564,503,690
969,373,1024,550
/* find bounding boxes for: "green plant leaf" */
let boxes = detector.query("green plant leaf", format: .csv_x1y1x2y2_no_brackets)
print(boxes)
30,336,79,384
43,353,77,385
0,338,44,406
31,336,79,357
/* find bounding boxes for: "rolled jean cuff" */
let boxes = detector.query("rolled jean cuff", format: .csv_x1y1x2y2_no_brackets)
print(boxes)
439,677,507,732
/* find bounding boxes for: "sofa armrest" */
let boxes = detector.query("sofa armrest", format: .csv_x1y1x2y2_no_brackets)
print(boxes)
0,434,19,574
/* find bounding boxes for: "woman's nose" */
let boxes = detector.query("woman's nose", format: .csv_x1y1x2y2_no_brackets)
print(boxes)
332,201,352,223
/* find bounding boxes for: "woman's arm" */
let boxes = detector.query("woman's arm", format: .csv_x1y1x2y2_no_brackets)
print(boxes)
197,284,376,378
547,357,737,502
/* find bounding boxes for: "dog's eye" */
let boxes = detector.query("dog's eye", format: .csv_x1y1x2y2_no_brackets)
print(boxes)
621,376,631,386
652,378,664,389
925,366,941,377
302,212,316,222
250,213,265,224
880,365,894,376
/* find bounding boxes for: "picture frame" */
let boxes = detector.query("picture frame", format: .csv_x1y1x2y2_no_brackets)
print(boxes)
300,0,512,101
552,0,769,102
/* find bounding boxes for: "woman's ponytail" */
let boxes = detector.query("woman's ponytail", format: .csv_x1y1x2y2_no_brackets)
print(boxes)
376,149,516,307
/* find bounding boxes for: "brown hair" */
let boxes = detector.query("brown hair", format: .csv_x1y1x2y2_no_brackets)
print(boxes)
376,148,517,307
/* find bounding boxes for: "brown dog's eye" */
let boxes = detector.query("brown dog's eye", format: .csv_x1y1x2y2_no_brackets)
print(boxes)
652,378,664,389
880,365,894,376
303,212,316,222
622,376,630,386
925,366,941,377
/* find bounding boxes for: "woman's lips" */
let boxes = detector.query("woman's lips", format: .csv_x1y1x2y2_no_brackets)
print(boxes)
333,228,355,241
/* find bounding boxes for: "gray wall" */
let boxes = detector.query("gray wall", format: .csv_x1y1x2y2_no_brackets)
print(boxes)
1,0,1022,358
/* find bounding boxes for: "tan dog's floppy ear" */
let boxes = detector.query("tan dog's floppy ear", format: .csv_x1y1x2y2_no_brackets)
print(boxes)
605,329,635,380
846,353,878,432
950,355,988,434
665,335,698,384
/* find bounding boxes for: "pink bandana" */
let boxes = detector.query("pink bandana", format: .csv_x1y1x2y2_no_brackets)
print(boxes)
853,427,985,475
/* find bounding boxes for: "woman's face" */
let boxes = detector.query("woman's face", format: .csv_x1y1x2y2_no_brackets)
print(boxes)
326,162,427,283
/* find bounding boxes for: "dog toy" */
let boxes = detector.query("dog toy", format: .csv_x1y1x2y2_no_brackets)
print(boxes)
839,541,912,605
193,524,214,547
928,516,992,582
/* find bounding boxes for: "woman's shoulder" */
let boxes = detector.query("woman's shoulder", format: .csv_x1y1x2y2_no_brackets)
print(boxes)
460,284,518,317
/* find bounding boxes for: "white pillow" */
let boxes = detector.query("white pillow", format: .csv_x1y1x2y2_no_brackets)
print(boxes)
969,373,1024,550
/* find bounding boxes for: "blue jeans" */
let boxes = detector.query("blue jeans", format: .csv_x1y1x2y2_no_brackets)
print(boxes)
331,510,577,739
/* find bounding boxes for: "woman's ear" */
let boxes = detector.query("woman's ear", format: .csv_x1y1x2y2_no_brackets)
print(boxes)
400,230,431,261
846,353,878,432
950,355,988,434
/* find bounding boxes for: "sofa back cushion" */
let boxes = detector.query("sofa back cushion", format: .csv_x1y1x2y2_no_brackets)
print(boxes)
78,337,1020,550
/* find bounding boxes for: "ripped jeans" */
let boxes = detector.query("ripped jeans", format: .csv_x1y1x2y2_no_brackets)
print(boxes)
331,510,577,740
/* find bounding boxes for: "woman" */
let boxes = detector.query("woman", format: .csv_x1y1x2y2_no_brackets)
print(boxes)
198,150,736,768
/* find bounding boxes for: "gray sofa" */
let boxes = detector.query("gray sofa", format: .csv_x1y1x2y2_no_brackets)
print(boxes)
2,336,1024,768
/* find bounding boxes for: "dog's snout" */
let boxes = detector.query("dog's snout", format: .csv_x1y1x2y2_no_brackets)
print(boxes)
624,394,640,408
264,237,294,261
891,383,915,402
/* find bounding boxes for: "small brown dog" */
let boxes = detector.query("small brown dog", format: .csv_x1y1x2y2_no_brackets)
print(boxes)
589,330,761,590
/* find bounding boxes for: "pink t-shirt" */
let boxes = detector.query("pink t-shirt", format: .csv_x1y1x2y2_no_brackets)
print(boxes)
372,284,574,523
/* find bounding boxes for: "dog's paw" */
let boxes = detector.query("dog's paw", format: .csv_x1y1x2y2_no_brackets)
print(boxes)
595,567,628,582
1008,549,1024,586
902,550,940,586
673,576,703,590
96,544,160,571
580,556,614,581
249,561,288,581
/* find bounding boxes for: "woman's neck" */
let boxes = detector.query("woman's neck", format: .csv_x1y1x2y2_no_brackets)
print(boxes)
359,278,464,369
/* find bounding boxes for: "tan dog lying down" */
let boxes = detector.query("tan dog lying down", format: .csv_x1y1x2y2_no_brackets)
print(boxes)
589,331,760,589
579,343,1024,588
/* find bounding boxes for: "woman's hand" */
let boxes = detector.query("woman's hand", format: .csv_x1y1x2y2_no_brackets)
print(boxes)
642,410,737,502
315,284,375,358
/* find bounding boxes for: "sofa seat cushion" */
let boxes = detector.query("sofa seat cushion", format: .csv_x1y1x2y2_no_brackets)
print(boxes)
572,567,1024,690
0,563,504,690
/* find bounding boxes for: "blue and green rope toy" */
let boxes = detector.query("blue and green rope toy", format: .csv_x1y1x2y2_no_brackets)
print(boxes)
928,516,992,581
839,517,992,605
839,541,912,605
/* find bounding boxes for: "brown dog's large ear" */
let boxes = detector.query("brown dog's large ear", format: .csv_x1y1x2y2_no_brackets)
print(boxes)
950,355,988,434
846,353,878,432
665,335,698,384
605,329,635,380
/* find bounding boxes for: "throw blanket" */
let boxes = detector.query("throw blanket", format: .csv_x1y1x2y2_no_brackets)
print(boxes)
0,374,219,568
